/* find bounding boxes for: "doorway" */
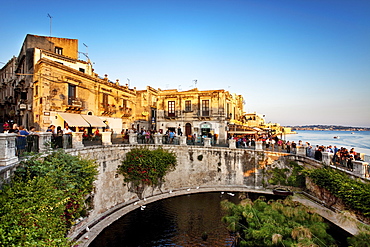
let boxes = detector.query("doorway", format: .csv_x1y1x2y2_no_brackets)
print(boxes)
185,123,192,137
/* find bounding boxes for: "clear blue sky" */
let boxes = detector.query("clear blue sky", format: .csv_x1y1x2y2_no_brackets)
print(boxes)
1,0,369,127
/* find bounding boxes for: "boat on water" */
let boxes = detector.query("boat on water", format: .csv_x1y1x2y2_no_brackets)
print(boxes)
333,136,340,139
272,188,293,196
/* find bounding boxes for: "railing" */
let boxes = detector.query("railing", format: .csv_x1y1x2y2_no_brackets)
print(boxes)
119,107,132,117
1,133,368,180
68,98,83,107
163,110,179,118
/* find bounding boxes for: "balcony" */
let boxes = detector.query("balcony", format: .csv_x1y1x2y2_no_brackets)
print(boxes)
120,107,132,118
100,103,117,116
163,110,179,119
65,98,83,112
196,110,212,119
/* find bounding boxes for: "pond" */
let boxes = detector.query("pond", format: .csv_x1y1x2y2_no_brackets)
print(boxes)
89,192,350,246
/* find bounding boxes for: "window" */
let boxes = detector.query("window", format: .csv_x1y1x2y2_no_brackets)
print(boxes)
122,99,127,108
21,92,27,100
55,47,63,55
102,93,108,107
68,84,76,105
79,68,85,73
168,101,175,117
202,100,210,116
185,100,191,112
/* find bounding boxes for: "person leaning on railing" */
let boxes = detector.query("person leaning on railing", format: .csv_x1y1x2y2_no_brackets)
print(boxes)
63,124,73,148
26,126,39,153
17,125,29,156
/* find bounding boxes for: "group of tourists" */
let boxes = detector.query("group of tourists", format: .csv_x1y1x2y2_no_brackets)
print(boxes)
2,122,39,156
230,133,362,172
120,127,219,145
82,128,102,142
46,124,73,149
120,128,184,144
120,128,155,144
285,140,361,171
332,146,360,171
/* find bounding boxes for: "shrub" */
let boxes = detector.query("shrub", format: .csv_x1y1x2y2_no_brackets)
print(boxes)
117,147,177,186
307,167,370,217
0,150,98,246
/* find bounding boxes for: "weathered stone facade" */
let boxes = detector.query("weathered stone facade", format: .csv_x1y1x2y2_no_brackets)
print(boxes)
155,88,245,144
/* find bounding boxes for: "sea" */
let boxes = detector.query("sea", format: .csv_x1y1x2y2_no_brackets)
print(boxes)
285,130,370,157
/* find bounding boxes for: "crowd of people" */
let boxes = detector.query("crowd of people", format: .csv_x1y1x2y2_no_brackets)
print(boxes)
2,121,365,172
230,133,363,172
46,123,86,148
120,127,220,145
120,127,184,144
2,122,39,156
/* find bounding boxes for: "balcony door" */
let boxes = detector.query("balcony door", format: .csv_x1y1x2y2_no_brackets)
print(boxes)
68,84,76,105
168,101,175,117
202,100,209,116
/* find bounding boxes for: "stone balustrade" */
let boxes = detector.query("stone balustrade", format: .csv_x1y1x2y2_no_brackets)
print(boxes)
72,132,84,149
228,139,236,149
128,133,138,144
38,132,53,152
255,141,263,151
203,137,211,147
0,131,368,180
296,145,306,156
179,136,187,146
101,132,112,146
154,133,163,145
0,133,18,166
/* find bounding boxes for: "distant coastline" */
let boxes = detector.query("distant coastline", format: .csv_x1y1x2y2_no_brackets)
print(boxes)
286,125,370,131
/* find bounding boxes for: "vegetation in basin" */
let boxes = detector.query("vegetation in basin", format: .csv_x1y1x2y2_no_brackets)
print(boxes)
221,196,336,246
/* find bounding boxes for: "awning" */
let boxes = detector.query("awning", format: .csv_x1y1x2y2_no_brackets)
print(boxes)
228,131,257,135
166,122,177,128
81,115,107,127
58,113,90,127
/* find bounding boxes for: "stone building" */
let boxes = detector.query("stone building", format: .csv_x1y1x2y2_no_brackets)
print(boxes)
155,88,245,144
133,86,158,131
0,34,137,133
1,34,290,138
0,56,17,128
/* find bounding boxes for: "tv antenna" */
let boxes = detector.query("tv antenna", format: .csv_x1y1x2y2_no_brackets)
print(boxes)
193,79,197,88
83,43,88,56
47,13,53,36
